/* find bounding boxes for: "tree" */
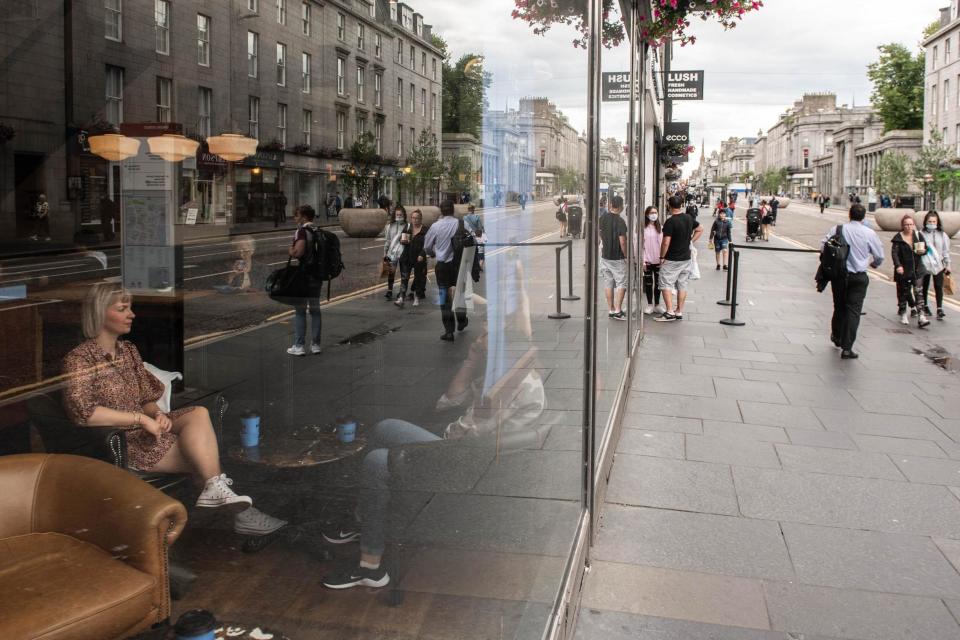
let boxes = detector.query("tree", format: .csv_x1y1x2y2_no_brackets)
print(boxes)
867,43,925,132
873,151,911,198
442,54,489,139
757,168,787,195
445,155,474,198
556,167,580,195
910,129,957,208
344,131,379,202
406,129,443,203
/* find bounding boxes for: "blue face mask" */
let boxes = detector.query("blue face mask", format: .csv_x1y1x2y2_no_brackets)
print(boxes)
926,223,937,232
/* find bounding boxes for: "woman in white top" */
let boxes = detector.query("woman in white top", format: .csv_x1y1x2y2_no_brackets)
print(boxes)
382,206,408,301
921,211,951,319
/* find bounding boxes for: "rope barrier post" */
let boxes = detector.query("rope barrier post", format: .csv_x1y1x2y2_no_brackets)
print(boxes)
719,250,745,327
562,239,580,301
718,241,734,306
549,246,571,320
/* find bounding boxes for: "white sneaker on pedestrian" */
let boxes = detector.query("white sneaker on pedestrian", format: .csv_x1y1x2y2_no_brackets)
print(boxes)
196,474,252,513
643,304,654,315
919,313,930,328
654,304,666,315
234,506,288,536
412,296,420,307
900,312,909,325
310,343,322,355
394,296,404,307
287,344,306,356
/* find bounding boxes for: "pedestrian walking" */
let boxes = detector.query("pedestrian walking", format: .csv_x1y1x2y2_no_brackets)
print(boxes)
556,197,568,237
641,206,664,315
760,199,774,241
710,209,731,271
921,211,951,320
821,204,885,359
453,212,483,329
818,193,827,214
31,193,50,241
395,209,428,307
656,194,703,322
382,206,407,301
599,195,628,320
287,205,323,356
891,214,930,327
424,200,462,341
519,193,527,210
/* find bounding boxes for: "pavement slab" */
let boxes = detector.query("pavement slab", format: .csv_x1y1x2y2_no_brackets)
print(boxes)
685,434,781,469
606,455,740,515
773,443,905,480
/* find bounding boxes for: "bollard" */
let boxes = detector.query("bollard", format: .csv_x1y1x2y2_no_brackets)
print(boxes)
719,250,745,327
562,239,580,301
718,242,735,306
549,247,571,320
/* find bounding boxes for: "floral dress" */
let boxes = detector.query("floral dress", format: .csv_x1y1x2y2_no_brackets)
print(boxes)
63,339,197,471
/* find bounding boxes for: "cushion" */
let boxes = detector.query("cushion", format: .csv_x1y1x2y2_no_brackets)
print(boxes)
0,532,157,640
143,363,182,413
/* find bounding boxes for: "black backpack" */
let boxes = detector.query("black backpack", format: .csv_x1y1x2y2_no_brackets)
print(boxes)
819,224,849,282
303,226,345,299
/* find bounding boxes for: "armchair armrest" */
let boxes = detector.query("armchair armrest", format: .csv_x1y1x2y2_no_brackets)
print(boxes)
71,426,129,467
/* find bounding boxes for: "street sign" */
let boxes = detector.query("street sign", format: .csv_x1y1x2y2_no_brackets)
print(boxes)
601,72,636,102
664,70,704,101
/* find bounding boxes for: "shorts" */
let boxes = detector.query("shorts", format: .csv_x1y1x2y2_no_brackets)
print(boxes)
599,258,627,290
714,239,729,253
659,259,691,291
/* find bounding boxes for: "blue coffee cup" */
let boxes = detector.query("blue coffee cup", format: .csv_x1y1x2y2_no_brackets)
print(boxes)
241,415,260,447
337,421,357,443
174,609,216,640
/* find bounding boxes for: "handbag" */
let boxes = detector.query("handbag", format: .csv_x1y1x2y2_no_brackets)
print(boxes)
921,240,943,275
265,258,313,305
945,273,956,296
378,259,391,279
687,246,701,280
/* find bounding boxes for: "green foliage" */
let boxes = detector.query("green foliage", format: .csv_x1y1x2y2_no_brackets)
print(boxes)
442,54,489,139
914,130,960,204
757,168,788,194
553,167,581,194
406,129,444,202
867,43,925,132
445,155,474,197
344,131,379,200
430,34,449,61
924,20,942,40
873,151,911,196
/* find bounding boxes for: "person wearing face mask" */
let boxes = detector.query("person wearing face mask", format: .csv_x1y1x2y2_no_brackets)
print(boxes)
382,205,407,301
921,211,951,320
891,214,929,327
396,208,428,308
641,206,664,315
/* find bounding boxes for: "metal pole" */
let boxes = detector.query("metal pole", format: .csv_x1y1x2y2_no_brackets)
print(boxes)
718,241,735,305
720,250,745,326
549,247,571,320
625,3,637,347
582,0,601,545
563,239,580,301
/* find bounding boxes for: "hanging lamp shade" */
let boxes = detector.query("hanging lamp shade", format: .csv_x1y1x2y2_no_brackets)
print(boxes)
88,133,140,161
207,133,258,162
147,133,200,162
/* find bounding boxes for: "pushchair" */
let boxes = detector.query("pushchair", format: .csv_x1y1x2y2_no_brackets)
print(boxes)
566,205,584,239
745,208,761,241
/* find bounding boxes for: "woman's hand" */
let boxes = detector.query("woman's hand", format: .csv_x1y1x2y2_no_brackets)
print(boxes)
153,411,173,433
139,415,163,440
896,266,904,274
417,255,424,263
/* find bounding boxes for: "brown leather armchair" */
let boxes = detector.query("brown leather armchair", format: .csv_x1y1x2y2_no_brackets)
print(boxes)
0,454,188,640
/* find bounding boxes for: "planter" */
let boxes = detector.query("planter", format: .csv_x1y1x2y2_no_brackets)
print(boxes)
775,197,791,209
340,208,388,238
913,210,960,238
874,208,916,232
414,206,442,226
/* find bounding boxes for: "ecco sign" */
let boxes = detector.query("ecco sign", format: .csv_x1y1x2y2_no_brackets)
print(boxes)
664,70,704,101
663,122,690,146
665,135,688,142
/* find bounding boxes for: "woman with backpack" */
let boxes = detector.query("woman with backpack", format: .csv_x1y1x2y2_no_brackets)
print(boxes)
382,206,408,301
891,213,930,327
921,211,951,320
287,205,323,356
556,197,568,237
395,208,428,308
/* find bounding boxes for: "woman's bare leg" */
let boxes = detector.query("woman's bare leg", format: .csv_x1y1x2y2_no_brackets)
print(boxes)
151,407,221,482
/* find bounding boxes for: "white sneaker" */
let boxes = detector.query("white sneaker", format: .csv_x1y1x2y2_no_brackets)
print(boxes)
919,313,930,328
654,304,666,315
286,344,306,356
394,296,404,307
196,474,252,513
412,296,420,307
900,312,909,325
643,304,654,315
234,506,288,536
310,342,322,354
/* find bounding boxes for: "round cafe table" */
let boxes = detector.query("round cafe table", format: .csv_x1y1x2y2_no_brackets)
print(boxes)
227,423,366,468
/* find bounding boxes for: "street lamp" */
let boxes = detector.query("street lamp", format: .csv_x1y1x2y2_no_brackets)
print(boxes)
923,173,935,211
433,175,442,205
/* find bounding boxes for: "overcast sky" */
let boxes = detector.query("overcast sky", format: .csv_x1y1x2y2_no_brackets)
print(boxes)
423,0,944,168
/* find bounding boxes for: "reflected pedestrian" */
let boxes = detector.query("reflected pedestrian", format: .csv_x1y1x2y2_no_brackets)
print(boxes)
31,193,50,241
921,211,951,320
382,205,407,301
641,206,664,315
424,200,461,341
599,195,628,320
396,209,428,308
287,205,323,356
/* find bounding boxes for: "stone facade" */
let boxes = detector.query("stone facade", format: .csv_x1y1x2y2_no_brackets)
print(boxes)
923,1,960,153
520,97,587,197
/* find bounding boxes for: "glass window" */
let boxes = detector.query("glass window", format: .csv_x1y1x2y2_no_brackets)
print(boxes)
277,103,287,146
409,82,414,113
302,109,311,146
337,57,345,94
156,76,172,122
276,42,286,86
933,83,939,116
396,37,403,64
947,38,953,62
956,124,960,155
431,91,436,121
198,87,212,138
197,14,210,66
397,77,402,107
357,114,367,140
248,0,258,10
337,12,345,40
375,33,382,58
409,44,415,68
277,0,286,25
421,88,426,116
375,72,382,107
247,31,259,77
367,1,375,17
105,0,121,41
248,95,259,138
358,23,365,50
105,64,123,125
155,0,170,54
301,2,310,35
947,79,951,112
357,66,365,103
375,119,383,154
397,123,402,155
421,51,426,74
934,45,940,69
336,111,345,149
302,52,311,93
432,57,437,79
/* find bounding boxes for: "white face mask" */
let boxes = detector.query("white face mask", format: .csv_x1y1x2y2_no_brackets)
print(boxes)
647,214,658,221
395,216,404,222
926,223,937,232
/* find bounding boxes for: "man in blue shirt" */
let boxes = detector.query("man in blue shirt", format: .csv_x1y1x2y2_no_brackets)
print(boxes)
820,204,885,359
424,200,462,341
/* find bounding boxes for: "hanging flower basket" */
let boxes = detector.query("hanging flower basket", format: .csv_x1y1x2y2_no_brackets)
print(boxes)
661,142,695,157
513,0,763,49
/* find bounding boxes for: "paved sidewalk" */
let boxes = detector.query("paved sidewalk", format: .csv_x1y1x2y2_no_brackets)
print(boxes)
576,227,960,640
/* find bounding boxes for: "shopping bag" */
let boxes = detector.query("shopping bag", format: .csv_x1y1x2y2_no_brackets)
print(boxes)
708,240,715,250
922,243,944,275
265,259,312,305
945,273,956,296
688,246,701,280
